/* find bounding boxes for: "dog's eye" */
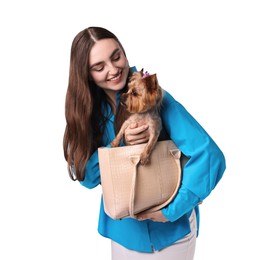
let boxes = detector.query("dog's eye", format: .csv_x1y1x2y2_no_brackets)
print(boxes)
129,78,135,83
131,91,138,96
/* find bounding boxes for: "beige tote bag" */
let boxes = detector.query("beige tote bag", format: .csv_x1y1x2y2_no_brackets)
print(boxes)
98,140,182,220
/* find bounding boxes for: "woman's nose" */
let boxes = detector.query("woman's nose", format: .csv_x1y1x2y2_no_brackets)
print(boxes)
107,63,118,75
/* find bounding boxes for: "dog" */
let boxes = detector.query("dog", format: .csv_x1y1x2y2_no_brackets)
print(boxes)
111,69,163,165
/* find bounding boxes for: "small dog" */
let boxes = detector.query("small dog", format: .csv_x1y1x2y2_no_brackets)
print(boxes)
111,69,163,165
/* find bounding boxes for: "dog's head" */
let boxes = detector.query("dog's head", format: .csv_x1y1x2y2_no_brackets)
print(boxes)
120,69,162,113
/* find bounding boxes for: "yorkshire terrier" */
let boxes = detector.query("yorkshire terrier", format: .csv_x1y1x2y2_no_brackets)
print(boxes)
111,69,163,165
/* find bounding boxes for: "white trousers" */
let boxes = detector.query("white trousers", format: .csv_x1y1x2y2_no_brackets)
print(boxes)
111,210,197,260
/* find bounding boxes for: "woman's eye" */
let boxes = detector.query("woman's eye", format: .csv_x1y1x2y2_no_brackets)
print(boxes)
92,66,104,72
112,54,120,61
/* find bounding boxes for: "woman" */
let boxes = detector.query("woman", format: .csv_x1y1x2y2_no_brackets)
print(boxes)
63,26,226,259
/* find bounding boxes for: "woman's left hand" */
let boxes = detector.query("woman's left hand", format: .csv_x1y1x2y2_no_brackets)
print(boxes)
137,210,169,223
124,123,149,145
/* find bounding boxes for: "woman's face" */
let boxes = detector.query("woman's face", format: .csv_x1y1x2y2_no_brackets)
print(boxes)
89,38,129,98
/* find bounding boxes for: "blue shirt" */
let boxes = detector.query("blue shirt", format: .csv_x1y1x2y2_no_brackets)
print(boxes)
80,70,226,253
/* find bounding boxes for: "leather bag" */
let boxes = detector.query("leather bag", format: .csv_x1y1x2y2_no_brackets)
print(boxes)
98,140,182,220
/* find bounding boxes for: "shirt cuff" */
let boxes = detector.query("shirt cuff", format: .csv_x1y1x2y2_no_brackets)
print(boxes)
162,184,201,222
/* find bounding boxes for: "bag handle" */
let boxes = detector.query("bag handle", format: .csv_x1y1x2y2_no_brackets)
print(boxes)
128,148,181,218
128,155,140,218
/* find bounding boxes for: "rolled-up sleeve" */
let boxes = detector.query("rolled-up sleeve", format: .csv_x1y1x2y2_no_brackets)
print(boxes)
161,91,226,222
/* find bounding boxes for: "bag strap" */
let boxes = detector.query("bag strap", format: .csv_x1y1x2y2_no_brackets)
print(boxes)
128,148,181,218
128,155,140,218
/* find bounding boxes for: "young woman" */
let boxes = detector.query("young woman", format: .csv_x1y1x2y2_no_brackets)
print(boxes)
63,26,226,260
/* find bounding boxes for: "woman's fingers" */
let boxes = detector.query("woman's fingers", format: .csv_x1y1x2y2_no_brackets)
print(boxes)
124,124,149,145
137,211,169,222
125,136,149,145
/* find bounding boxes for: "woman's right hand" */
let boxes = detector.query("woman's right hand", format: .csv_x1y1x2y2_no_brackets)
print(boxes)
124,123,149,145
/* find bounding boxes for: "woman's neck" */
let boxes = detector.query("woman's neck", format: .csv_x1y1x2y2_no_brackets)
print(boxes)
104,90,117,114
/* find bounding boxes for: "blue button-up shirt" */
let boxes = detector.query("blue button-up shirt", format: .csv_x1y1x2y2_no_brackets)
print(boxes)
80,69,226,253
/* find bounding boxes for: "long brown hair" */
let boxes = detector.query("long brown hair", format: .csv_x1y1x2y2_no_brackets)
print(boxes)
63,27,127,181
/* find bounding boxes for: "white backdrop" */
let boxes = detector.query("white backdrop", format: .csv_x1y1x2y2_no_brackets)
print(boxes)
0,0,268,259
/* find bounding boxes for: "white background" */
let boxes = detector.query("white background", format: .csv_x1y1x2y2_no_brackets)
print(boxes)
0,0,268,259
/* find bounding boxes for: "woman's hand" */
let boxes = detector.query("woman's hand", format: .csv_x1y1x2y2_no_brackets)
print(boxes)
137,210,169,223
124,123,149,145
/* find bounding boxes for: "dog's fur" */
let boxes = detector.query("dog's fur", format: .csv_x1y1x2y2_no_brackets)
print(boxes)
111,69,163,165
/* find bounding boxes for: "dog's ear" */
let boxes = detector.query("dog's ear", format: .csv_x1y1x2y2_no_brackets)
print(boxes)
140,68,144,76
144,73,158,91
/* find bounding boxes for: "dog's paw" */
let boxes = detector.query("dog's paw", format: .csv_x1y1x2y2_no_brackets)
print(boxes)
111,139,119,147
140,154,150,165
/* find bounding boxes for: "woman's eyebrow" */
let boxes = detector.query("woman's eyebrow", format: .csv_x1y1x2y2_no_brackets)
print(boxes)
90,48,121,69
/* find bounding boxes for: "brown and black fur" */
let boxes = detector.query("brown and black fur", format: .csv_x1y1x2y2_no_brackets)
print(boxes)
111,69,163,165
